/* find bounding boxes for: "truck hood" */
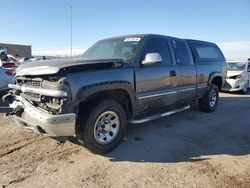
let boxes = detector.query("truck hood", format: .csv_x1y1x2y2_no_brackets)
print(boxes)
227,70,244,77
16,58,123,76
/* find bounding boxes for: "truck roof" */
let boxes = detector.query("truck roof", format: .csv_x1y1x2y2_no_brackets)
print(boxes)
185,39,217,46
101,34,217,46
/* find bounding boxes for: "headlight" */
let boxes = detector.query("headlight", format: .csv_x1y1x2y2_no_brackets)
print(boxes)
236,74,243,79
236,73,247,79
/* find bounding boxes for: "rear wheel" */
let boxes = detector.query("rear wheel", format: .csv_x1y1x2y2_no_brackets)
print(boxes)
199,84,219,113
77,100,127,154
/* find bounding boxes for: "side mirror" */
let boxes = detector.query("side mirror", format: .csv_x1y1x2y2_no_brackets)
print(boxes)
142,53,162,65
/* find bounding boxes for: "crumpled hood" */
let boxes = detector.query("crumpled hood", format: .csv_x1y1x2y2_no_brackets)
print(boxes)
16,58,122,76
227,70,244,77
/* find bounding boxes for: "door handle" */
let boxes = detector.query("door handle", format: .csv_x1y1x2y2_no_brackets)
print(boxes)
170,70,176,77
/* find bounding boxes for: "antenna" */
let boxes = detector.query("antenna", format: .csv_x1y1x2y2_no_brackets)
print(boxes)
70,5,72,58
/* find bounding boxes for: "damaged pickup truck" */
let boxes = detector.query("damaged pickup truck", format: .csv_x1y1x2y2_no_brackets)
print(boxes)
4,34,227,154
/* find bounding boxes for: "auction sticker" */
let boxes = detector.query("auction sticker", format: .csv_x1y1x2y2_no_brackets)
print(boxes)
124,37,141,42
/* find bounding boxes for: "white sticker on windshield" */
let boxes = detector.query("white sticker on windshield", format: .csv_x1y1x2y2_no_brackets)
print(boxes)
124,37,141,42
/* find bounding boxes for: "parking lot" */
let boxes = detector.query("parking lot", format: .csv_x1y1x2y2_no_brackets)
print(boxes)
0,91,250,188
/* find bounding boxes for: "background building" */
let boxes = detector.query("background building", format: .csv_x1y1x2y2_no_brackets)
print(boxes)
0,43,32,57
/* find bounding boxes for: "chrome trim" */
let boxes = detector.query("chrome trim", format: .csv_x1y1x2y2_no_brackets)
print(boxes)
138,91,177,100
129,105,190,124
197,83,207,89
8,84,67,97
178,87,196,92
197,85,207,89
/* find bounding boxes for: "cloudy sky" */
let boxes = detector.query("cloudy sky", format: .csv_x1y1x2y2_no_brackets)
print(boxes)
1,0,250,60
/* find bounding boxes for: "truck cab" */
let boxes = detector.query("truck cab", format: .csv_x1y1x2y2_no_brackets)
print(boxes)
133,35,226,116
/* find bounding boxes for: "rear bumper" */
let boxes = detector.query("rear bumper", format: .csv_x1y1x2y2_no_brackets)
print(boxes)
6,95,76,137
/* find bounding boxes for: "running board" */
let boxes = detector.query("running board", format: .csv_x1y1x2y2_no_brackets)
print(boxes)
129,105,190,124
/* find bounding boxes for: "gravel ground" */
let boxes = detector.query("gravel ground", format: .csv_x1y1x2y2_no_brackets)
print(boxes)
0,91,250,188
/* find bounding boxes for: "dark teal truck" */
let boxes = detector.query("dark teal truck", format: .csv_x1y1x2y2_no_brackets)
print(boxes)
4,34,227,154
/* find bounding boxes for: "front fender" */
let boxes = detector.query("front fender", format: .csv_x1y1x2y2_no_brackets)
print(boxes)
75,81,136,107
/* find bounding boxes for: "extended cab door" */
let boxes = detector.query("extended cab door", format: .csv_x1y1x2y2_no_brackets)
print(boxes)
135,36,177,114
169,38,197,104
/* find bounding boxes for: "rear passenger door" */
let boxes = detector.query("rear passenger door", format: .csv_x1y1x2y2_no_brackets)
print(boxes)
135,37,177,113
169,38,197,104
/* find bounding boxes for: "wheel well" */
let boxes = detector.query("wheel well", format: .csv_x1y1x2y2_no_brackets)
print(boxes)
211,76,222,91
78,89,132,119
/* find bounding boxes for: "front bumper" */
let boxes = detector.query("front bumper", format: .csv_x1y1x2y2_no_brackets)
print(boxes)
223,78,247,92
6,95,76,137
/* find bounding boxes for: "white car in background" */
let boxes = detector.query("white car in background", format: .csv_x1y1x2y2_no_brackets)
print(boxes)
223,61,250,94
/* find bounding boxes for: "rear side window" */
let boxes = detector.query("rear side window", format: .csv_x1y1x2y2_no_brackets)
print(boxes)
171,39,191,65
188,41,225,63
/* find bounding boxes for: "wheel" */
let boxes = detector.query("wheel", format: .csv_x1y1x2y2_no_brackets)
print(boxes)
77,100,127,154
199,84,219,113
241,84,248,94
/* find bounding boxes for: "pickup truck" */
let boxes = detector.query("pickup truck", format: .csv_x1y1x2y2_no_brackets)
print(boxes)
4,34,227,154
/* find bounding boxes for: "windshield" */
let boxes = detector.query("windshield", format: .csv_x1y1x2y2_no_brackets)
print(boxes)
227,62,246,71
82,37,142,63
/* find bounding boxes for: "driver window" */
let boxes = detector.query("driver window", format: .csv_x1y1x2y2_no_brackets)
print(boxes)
142,38,172,65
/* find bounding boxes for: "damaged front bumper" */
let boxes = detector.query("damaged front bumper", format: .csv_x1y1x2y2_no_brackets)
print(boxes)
223,78,247,91
4,95,76,137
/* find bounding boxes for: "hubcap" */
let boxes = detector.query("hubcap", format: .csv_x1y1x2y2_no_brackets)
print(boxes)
209,89,217,107
94,111,120,145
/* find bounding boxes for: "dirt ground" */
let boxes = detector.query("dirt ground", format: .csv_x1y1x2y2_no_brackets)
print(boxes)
0,91,250,188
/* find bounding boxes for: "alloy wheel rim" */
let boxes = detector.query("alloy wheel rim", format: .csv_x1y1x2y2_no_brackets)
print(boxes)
209,89,217,107
94,111,120,145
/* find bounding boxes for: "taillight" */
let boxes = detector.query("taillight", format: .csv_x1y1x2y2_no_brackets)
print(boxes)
5,69,14,76
3,63,16,68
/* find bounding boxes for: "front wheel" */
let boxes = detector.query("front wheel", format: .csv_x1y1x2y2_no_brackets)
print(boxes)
241,84,248,94
77,100,127,154
199,84,219,113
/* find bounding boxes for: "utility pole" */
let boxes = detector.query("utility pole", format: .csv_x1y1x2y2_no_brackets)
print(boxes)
70,5,72,58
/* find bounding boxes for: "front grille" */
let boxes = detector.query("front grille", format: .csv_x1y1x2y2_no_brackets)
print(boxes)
224,82,232,90
25,80,41,87
24,92,40,98
16,77,43,102
20,92,41,102
17,78,42,88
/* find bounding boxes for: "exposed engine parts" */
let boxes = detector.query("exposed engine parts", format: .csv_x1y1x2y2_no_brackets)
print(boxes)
9,76,69,115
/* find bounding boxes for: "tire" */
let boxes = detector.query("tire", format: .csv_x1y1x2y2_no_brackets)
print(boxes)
199,84,219,113
241,84,248,94
77,100,127,154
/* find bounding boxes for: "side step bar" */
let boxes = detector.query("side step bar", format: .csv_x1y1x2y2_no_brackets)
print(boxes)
129,105,190,124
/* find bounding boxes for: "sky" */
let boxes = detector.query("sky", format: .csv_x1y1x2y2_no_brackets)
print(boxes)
1,0,250,60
